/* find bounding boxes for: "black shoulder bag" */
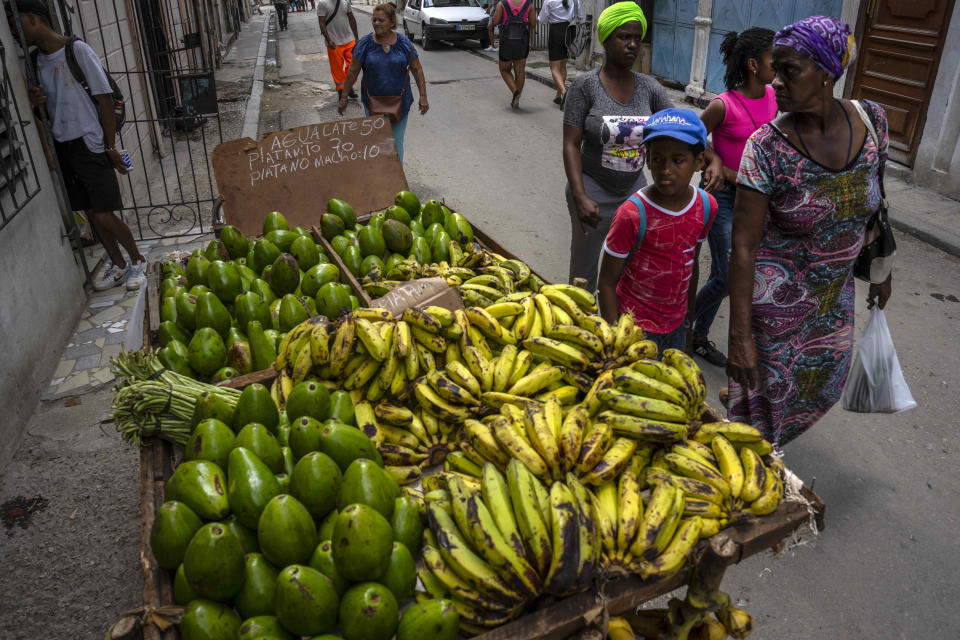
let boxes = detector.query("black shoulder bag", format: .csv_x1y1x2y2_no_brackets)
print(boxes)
851,100,895,284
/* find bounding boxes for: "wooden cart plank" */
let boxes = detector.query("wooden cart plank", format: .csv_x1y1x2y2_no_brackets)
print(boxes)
139,441,163,640
217,366,277,390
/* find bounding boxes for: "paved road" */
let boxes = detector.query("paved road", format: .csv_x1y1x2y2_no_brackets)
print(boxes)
270,11,960,638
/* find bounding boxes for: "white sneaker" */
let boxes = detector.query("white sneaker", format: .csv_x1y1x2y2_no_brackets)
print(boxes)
93,264,130,291
126,262,147,290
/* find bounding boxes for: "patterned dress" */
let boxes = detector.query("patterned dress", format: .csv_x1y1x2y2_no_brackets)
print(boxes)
727,101,888,447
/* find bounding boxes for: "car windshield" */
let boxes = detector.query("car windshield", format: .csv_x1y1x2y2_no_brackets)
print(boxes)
424,0,481,8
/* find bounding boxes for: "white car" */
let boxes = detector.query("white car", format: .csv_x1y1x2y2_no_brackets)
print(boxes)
402,0,491,50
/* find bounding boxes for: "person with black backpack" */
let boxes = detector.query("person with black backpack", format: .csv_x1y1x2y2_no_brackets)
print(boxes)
6,0,145,291
487,0,536,109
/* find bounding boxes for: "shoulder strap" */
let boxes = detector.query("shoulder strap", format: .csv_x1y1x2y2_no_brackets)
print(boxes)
617,194,647,282
64,37,92,97
852,100,888,204
697,188,712,228
327,0,342,24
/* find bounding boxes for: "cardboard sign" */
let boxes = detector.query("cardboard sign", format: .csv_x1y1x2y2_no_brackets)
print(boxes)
373,278,465,317
211,116,407,236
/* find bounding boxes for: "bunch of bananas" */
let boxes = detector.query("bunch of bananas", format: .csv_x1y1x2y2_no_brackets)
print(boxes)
353,400,458,486
415,460,599,634
608,591,754,640
361,244,549,300
588,420,783,581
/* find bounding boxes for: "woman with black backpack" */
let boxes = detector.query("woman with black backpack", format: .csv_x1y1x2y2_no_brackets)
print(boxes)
487,0,536,109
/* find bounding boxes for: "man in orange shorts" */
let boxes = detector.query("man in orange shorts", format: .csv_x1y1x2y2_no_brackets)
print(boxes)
317,0,358,99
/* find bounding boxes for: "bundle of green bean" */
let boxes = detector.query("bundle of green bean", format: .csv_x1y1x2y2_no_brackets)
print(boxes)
111,350,240,446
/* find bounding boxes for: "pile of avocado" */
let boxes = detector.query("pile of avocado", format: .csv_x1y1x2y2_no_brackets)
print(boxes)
321,191,474,281
151,380,459,640
157,211,357,382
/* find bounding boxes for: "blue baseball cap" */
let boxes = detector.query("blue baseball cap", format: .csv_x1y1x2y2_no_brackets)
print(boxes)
642,108,708,149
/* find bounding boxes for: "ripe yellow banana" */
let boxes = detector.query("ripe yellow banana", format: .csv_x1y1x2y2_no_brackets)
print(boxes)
466,306,515,345
492,344,517,392
598,389,689,424
599,411,689,443
651,488,686,557
507,349,533,386
583,369,615,416
328,315,355,377
665,452,731,499
307,319,331,367
738,447,767,503
594,481,619,554
485,301,525,319
608,617,635,640
421,545,512,609
546,323,605,355
507,365,564,397
524,401,561,477
694,421,765,444
638,516,703,579
625,339,659,361
427,370,481,407
711,434,744,500
402,306,443,334
565,473,598,592
544,395,563,440
662,348,707,407
354,317,388,361
445,360,482,397
577,314,616,353
644,468,727,506
575,421,615,474
464,419,511,469
613,312,637,354
354,400,383,446
581,437,638,486
384,464,421,486
373,401,414,426
542,284,597,313
414,381,472,423
490,415,549,479
616,456,644,553
343,357,380,390
612,366,689,407
746,465,782,516
380,443,428,466
541,288,585,323
523,336,591,371
631,482,678,560
558,403,588,472
533,293,556,334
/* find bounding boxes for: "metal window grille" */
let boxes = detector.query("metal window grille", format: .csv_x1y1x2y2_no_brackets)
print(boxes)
0,41,42,232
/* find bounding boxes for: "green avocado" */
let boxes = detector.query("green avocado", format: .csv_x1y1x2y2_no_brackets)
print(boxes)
397,599,459,640
320,213,346,241
382,218,413,254
357,225,386,258
338,582,398,640
301,263,341,299
258,494,318,567
220,225,249,260
290,451,342,520
180,599,242,640
247,320,278,372
288,416,323,461
263,211,290,235
328,390,355,426
391,495,425,557
265,229,300,252
210,366,239,384
409,236,432,265
290,235,322,270
430,231,452,263
187,327,228,377
234,423,284,473
225,327,254,375
394,190,421,217
195,292,232,339
173,563,198,605
175,292,198,331
158,320,191,348
308,539,349,597
273,565,340,637
420,199,445,227
327,198,357,229
332,504,393,582
186,255,211,288
219,515,260,554
165,460,230,521
319,421,383,472
207,260,243,304
190,390,236,429
378,541,416,600
183,522,245,601
253,238,282,275
445,212,474,246
268,254,301,297
337,458,398,520
286,381,331,423
184,418,235,470
150,500,203,570
234,553,281,619
233,383,280,435
228,447,282,530
277,294,310,334
157,343,195,378
237,615,294,640
316,282,353,320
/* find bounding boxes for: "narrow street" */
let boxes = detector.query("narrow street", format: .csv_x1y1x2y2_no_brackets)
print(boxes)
269,8,960,638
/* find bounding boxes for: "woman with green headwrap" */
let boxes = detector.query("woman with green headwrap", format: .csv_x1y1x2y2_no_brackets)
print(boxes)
562,2,673,291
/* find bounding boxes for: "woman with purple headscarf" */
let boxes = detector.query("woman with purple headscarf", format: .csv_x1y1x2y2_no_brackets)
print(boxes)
724,16,893,448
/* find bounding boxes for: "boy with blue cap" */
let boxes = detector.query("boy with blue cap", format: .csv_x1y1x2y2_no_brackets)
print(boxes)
597,108,717,352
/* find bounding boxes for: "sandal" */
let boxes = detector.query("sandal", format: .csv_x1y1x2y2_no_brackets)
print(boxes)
511,90,521,109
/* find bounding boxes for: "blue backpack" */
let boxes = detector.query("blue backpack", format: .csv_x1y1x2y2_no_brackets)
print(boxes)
617,188,713,283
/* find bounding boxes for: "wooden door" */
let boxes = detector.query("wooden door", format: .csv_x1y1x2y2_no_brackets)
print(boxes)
848,0,956,165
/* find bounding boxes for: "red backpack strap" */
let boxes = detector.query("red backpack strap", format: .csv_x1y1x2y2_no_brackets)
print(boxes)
617,194,647,284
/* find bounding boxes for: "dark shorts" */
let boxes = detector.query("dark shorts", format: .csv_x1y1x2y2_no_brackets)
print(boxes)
548,21,570,61
499,36,530,62
54,138,123,213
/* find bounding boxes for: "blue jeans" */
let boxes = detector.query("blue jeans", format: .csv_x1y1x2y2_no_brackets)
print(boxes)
647,321,689,353
693,182,734,338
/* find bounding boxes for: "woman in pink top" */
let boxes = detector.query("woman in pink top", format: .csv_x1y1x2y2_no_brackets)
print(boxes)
691,27,777,368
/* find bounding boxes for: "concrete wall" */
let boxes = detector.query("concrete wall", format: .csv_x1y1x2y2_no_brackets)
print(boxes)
912,2,960,199
0,27,87,465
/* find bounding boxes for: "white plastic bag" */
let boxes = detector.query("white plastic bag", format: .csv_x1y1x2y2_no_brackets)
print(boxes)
842,307,917,413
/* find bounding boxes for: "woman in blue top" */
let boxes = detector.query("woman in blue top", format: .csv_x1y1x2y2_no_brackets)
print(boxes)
338,2,429,162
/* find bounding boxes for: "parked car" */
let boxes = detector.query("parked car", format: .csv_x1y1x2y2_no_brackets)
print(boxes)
402,0,491,50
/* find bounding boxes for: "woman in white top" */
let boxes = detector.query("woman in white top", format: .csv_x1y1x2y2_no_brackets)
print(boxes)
538,0,583,107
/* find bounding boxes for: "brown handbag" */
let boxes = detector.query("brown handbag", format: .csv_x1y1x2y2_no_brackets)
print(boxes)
366,39,414,123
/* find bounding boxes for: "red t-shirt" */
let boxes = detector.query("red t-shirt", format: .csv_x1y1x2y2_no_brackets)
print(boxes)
603,188,716,333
